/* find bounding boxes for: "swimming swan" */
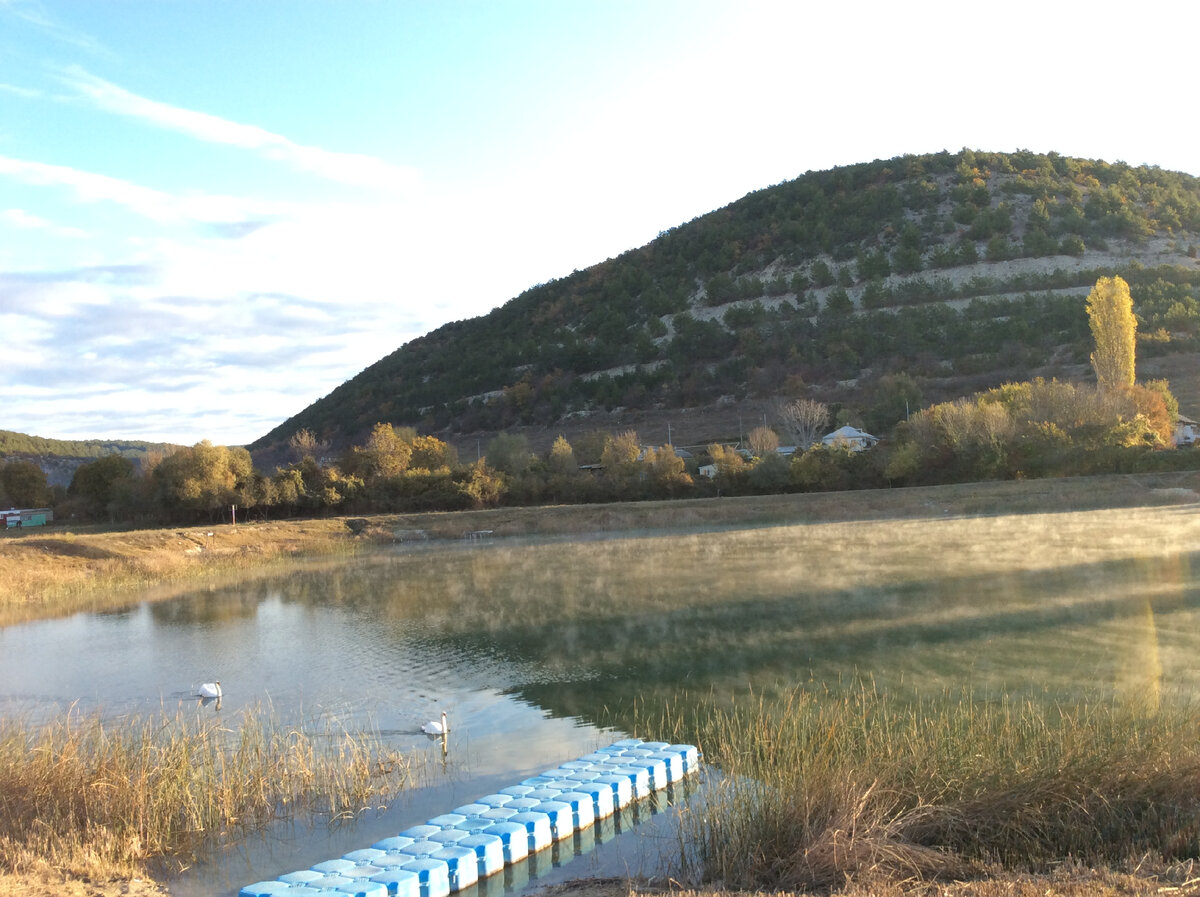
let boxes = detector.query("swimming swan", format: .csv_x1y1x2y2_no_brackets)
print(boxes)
422,711,448,736
197,681,222,699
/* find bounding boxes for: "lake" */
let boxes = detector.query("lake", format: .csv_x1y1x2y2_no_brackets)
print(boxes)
3,506,1200,893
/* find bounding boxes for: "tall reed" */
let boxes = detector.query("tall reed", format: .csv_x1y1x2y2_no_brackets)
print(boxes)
0,704,410,879
663,686,1200,892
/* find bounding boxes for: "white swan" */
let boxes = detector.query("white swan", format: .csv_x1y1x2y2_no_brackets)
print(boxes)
197,681,222,699
421,711,448,736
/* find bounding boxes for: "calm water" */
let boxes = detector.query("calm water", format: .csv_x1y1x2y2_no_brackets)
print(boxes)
3,520,1200,893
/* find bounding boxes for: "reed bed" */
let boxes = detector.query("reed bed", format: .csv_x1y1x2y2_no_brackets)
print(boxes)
664,687,1200,893
0,704,411,879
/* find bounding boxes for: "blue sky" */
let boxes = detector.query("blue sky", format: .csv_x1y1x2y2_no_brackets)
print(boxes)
2,0,1198,446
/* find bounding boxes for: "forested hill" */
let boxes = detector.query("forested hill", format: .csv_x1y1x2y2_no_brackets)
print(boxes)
0,431,180,489
0,430,176,460
250,149,1200,458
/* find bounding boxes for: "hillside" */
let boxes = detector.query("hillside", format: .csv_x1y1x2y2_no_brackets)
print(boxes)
250,150,1200,462
0,431,178,488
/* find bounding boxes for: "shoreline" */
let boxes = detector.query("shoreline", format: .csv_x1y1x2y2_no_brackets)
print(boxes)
5,471,1199,628
3,471,1200,897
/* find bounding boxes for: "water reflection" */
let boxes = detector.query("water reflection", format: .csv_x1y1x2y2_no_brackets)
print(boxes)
5,533,1200,732
3,518,1200,892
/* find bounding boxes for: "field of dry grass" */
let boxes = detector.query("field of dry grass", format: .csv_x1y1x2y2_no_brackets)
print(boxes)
542,869,1200,897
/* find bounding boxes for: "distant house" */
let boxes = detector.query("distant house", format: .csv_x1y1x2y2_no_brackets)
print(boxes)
698,463,718,479
1177,414,1198,447
820,426,878,452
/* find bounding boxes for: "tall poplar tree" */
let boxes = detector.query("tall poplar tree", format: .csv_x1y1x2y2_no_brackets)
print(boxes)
1086,275,1137,390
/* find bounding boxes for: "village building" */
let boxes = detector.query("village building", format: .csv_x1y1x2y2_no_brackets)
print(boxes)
820,425,879,452
1176,414,1197,447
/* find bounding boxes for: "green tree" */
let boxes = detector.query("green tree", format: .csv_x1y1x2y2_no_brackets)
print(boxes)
1086,275,1136,390
749,451,790,491
810,259,834,288
0,459,50,507
823,287,853,316
69,454,137,520
485,432,533,475
892,224,924,274
864,372,923,434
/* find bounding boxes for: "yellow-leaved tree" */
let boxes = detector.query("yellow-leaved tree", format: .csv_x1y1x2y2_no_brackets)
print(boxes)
1085,275,1136,390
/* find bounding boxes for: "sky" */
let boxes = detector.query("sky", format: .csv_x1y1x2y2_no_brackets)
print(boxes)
2,0,1198,447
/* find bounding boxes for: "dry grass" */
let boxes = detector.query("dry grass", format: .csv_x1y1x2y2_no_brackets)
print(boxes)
0,519,358,625
0,705,411,882
536,863,1200,897
663,688,1200,895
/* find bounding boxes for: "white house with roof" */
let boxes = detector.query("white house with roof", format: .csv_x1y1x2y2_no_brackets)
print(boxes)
1176,414,1197,447
820,425,878,452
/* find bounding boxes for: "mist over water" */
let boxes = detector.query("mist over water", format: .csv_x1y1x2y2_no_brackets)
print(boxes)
2,502,1199,892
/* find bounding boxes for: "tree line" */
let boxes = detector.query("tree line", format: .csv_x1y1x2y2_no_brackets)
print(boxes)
5,383,1188,528
5,277,1195,525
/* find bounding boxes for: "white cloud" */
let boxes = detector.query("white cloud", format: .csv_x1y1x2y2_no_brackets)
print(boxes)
0,81,42,99
59,67,421,194
3,208,51,229
0,153,292,225
0,0,109,55
1,207,87,237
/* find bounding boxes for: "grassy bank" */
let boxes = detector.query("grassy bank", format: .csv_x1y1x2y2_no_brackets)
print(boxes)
662,688,1200,893
0,518,359,625
4,471,1200,896
0,705,410,883
4,470,1199,626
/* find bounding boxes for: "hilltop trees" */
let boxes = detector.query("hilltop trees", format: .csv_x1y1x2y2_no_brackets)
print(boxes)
1086,275,1137,390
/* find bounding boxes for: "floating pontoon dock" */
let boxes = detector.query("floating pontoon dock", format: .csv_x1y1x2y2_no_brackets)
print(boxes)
239,738,701,897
